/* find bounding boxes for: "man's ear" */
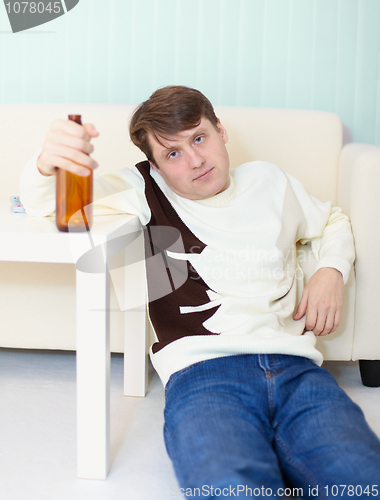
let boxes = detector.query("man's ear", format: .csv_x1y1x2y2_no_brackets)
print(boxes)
149,160,160,172
216,119,228,145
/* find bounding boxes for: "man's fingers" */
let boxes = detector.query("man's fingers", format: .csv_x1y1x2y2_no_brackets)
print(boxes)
314,312,330,336
51,119,88,140
47,143,97,169
38,120,99,176
326,310,341,335
312,308,341,336
294,293,308,320
293,268,344,336
305,307,317,333
333,309,341,332
46,131,95,156
51,119,99,141
39,148,98,177
84,123,100,138
50,155,92,177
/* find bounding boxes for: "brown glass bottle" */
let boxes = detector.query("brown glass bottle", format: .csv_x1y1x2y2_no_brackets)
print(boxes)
55,115,93,232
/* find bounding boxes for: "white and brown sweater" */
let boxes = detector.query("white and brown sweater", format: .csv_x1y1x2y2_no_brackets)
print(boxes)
20,158,355,385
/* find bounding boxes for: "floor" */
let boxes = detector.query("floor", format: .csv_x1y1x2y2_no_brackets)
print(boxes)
0,349,379,500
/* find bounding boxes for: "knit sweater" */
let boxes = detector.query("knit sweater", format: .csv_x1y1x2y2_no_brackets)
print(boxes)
20,158,355,386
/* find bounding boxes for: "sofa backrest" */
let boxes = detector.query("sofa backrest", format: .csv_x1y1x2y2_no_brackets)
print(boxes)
1,104,343,205
216,106,343,204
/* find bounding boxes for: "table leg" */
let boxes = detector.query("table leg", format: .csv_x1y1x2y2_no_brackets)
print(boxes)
124,305,149,397
116,231,149,397
76,266,110,480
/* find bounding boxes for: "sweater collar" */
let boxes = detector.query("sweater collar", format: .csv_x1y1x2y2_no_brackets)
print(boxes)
194,174,236,206
150,167,236,207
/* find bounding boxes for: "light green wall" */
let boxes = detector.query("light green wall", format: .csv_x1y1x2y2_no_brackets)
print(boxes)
1,0,379,145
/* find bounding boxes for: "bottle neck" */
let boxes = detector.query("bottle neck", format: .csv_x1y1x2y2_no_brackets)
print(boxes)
68,114,82,125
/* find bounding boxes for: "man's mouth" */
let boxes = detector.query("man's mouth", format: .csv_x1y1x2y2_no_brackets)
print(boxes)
193,168,214,181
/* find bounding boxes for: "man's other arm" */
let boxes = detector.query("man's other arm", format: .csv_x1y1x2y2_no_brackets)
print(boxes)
285,172,355,337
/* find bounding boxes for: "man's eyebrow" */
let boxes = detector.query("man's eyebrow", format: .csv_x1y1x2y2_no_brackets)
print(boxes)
157,127,208,155
159,142,177,154
193,127,207,136
186,127,207,143
156,142,177,159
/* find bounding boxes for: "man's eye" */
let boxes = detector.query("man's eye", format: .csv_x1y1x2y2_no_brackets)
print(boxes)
195,136,203,144
169,151,178,159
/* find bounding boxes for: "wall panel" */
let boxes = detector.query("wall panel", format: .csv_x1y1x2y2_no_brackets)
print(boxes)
353,0,380,144
335,0,359,129
311,0,339,111
236,0,265,106
286,0,315,109
261,0,290,108
0,0,380,145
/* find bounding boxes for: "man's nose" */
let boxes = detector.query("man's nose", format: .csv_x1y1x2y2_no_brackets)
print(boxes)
187,148,205,168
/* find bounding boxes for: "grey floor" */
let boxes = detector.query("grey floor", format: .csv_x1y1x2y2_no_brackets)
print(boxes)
0,349,379,500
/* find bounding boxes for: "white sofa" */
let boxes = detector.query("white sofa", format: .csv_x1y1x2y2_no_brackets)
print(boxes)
1,103,380,386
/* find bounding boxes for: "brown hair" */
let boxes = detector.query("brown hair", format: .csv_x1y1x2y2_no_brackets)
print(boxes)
129,85,219,166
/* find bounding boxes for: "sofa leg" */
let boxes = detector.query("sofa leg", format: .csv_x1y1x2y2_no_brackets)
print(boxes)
359,360,380,387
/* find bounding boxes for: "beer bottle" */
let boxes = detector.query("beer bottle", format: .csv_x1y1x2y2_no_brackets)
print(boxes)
55,115,93,232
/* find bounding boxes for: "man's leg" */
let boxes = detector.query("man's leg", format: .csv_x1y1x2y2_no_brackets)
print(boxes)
163,355,286,498
269,355,380,499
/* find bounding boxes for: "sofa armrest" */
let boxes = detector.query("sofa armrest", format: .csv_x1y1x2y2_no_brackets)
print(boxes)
338,143,380,359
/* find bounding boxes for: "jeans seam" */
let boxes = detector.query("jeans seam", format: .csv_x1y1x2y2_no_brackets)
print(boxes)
274,432,326,499
264,373,275,423
274,354,279,374
165,363,202,393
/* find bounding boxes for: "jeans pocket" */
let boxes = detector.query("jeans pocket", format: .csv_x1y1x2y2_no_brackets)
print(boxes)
164,358,210,399
302,356,318,367
165,364,194,395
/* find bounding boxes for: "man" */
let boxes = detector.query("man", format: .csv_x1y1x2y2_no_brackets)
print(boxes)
20,86,380,498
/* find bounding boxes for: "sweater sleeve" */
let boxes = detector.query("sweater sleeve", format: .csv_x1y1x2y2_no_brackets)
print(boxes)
19,153,151,225
284,171,355,285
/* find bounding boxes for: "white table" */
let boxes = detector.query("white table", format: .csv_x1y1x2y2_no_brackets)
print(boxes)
0,204,148,479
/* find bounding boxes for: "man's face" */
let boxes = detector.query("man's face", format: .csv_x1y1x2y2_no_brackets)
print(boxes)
148,117,230,200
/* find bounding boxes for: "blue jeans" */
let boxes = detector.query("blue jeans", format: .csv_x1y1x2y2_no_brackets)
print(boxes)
164,354,380,499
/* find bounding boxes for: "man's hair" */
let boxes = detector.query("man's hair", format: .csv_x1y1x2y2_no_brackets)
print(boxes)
129,85,219,165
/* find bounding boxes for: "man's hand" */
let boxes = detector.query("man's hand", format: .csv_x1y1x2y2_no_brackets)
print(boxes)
293,267,344,336
37,119,99,177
